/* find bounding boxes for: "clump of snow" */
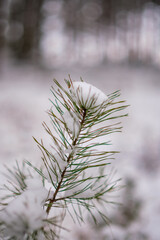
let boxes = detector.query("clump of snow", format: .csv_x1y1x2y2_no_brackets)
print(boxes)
63,110,80,138
25,177,48,203
0,188,47,239
70,82,108,109
57,152,68,168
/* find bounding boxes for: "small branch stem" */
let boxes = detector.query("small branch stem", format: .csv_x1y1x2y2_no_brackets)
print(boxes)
46,109,87,214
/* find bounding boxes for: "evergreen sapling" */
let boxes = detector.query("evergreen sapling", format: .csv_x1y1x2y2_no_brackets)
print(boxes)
0,77,128,239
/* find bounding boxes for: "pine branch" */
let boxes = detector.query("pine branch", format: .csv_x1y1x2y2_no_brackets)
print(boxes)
0,77,128,239
46,109,87,214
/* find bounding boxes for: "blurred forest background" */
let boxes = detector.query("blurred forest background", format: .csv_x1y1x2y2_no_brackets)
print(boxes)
0,1,160,240
1,0,160,67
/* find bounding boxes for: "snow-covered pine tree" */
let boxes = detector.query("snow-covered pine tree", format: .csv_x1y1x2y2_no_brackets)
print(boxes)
0,77,128,240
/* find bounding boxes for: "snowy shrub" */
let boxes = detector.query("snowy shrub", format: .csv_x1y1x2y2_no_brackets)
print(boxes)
0,77,127,239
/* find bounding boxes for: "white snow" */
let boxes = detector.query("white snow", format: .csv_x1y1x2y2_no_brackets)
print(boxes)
63,110,80,138
55,152,68,171
0,189,47,239
25,177,48,203
71,81,108,109
0,173,48,239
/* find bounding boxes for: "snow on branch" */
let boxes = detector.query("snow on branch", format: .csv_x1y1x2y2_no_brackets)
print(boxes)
0,77,128,240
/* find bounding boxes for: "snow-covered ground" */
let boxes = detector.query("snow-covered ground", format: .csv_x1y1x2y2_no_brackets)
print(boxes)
0,60,160,239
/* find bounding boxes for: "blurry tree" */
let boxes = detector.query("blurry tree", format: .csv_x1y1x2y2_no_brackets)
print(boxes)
0,0,8,53
7,0,44,61
63,0,157,31
1,0,160,63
